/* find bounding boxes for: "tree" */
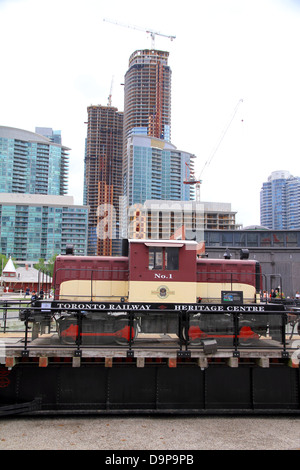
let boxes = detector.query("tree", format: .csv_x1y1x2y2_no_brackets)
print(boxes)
34,254,57,278
47,254,58,277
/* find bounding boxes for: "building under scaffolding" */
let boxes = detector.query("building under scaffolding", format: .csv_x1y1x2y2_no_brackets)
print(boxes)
84,105,123,256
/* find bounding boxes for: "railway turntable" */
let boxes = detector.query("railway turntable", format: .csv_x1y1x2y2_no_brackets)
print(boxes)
0,239,300,416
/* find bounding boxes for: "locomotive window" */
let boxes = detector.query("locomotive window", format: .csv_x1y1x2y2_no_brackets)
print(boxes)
149,247,179,270
165,247,179,270
149,247,163,270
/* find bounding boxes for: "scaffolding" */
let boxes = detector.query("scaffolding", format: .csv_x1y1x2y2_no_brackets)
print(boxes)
85,105,123,256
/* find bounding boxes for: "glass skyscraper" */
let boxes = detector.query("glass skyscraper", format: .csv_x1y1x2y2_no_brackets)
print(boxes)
0,194,88,260
0,126,88,260
0,126,69,195
125,134,194,206
260,170,300,229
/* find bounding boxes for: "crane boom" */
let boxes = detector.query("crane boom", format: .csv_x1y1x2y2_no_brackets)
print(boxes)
199,98,243,178
184,99,244,202
103,18,176,48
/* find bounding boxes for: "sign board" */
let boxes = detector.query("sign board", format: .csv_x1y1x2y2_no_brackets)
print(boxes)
221,291,244,305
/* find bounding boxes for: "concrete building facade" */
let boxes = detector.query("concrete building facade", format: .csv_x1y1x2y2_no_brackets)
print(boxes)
127,200,237,241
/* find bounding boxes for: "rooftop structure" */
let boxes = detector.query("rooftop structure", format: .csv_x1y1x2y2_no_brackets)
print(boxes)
35,127,62,144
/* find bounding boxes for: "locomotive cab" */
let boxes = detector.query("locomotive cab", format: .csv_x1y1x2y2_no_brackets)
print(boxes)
128,239,198,303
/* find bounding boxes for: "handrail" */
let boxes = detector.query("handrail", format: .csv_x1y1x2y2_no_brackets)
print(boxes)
1,301,299,359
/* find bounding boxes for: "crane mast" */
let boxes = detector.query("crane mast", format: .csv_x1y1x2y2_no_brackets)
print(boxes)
107,76,114,107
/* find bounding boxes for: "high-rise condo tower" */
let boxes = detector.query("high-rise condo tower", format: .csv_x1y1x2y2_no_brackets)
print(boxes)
123,50,172,191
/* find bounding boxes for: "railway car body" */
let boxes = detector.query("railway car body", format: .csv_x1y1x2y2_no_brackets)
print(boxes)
54,239,261,304
43,239,270,345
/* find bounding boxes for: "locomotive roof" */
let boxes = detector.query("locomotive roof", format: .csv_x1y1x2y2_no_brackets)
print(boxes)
128,239,197,246
56,255,128,261
197,257,257,264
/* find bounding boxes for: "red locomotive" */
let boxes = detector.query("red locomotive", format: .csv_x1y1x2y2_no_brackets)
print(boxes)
47,239,268,345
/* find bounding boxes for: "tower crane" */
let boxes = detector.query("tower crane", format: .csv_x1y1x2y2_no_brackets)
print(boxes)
103,18,176,49
107,76,114,107
184,99,244,202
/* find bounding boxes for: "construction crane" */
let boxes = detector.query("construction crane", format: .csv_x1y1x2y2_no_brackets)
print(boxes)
103,18,176,49
184,162,202,202
107,76,114,107
184,99,244,202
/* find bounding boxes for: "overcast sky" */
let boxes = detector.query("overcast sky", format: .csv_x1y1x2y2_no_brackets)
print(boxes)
1,0,300,227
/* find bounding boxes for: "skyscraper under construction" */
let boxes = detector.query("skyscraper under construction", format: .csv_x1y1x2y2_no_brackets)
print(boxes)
123,50,172,193
84,48,194,255
84,105,123,256
124,49,171,141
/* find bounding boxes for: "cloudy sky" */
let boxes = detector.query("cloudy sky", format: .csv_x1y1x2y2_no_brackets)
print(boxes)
1,0,300,227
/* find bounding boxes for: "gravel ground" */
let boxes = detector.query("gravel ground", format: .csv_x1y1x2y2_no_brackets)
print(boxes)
0,415,299,450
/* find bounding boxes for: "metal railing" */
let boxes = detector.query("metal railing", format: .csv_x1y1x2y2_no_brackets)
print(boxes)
0,299,31,333
1,299,300,360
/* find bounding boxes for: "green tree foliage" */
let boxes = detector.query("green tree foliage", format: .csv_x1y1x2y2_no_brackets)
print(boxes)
34,254,57,277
